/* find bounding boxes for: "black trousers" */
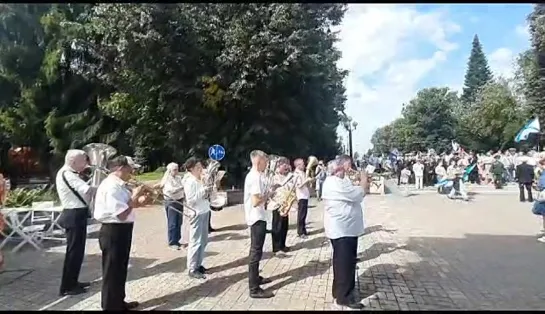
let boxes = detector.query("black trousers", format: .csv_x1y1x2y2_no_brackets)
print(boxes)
519,183,534,202
99,223,134,311
297,199,309,236
331,237,358,304
272,210,289,252
60,224,87,293
248,220,267,293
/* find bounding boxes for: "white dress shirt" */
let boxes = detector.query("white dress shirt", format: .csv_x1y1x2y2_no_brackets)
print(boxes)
163,174,184,200
244,169,267,226
182,173,210,216
412,163,424,177
55,165,91,209
94,175,134,224
322,175,365,239
294,169,310,200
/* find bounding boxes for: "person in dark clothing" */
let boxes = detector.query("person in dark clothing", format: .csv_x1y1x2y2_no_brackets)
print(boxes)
516,157,535,202
468,153,480,184
491,156,505,189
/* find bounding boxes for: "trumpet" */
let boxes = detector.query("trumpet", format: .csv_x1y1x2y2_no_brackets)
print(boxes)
126,177,197,219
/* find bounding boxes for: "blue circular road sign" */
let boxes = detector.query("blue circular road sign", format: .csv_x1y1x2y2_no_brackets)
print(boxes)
208,144,226,161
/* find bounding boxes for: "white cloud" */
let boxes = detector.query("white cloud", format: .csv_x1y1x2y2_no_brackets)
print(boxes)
515,23,530,42
488,47,515,79
335,4,461,153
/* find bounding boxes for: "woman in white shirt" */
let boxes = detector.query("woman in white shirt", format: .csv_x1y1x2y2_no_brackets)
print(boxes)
182,157,212,279
160,162,185,250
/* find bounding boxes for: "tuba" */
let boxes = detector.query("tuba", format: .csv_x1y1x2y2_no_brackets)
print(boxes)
262,155,282,196
82,143,117,213
202,159,227,211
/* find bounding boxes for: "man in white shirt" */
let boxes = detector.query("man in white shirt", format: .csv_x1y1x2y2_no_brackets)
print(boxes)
412,160,424,189
160,162,185,250
270,157,293,256
322,155,368,309
182,157,212,279
55,149,95,296
294,158,311,238
244,150,274,299
94,156,148,311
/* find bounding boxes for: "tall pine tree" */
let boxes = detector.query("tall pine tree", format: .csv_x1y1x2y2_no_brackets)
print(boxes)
528,4,545,124
461,34,493,105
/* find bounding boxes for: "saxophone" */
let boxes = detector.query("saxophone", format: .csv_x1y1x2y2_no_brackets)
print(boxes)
266,172,297,216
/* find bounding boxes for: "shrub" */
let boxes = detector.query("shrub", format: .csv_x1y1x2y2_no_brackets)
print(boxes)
4,188,58,208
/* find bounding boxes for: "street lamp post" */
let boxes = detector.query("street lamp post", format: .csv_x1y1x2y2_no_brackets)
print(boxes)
342,116,358,159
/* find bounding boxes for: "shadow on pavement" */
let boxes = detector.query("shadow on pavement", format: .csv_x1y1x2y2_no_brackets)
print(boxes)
355,233,545,310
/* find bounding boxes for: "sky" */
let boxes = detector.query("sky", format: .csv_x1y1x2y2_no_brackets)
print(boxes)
335,4,533,154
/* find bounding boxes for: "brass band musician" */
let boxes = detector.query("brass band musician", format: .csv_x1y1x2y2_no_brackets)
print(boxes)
269,157,293,256
294,158,312,238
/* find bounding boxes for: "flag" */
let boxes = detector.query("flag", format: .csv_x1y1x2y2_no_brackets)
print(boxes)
388,149,400,163
515,117,540,143
463,163,477,182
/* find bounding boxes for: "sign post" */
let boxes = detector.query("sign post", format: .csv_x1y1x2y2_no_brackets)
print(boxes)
208,144,226,161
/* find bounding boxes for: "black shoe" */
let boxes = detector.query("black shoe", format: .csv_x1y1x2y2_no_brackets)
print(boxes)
189,270,206,279
209,228,216,233
259,276,272,284
77,281,91,289
59,286,87,297
250,288,274,299
337,300,364,309
124,301,139,310
198,266,207,274
280,246,291,253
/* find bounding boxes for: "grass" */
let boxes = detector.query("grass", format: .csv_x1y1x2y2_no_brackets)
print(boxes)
135,171,163,182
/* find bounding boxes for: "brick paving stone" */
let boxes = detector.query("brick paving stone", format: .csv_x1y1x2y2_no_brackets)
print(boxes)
1,193,545,310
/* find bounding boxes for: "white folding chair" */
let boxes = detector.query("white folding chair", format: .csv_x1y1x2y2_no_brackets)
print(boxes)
0,209,42,252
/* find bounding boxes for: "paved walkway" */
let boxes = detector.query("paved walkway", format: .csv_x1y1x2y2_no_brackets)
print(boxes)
1,193,544,310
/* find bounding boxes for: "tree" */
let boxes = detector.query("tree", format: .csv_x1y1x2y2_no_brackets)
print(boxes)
462,78,524,152
461,35,493,105
371,88,458,154
0,4,347,186
401,87,458,153
527,5,545,125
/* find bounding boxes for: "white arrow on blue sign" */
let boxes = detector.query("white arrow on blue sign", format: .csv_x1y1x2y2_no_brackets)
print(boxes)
208,144,226,161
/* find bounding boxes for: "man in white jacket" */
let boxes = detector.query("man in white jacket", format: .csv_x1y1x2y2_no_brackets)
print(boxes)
182,157,212,280
322,155,369,309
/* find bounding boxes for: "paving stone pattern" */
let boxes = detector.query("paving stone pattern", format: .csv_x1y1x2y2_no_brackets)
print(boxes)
1,193,544,310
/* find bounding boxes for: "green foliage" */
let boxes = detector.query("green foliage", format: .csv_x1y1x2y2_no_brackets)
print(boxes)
371,88,458,154
4,187,58,208
527,5,545,126
461,35,493,106
0,4,346,186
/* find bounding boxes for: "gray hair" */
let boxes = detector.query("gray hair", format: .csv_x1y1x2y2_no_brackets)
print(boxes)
250,150,268,162
64,149,87,167
327,158,343,175
337,154,352,166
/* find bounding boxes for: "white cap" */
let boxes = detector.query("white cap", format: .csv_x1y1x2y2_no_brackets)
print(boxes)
126,156,141,169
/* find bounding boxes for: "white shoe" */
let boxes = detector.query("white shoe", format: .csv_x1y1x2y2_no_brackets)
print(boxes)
538,229,545,237
537,236,545,243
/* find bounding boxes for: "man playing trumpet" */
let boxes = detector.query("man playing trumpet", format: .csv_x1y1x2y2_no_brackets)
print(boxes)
94,156,151,310
322,155,368,309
